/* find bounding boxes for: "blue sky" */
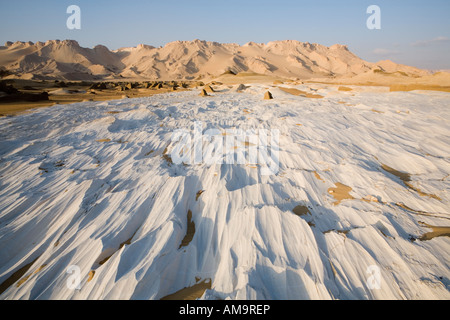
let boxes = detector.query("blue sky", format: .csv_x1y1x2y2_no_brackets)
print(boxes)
1,0,449,69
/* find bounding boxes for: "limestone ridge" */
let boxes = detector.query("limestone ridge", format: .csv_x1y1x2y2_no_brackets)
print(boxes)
0,39,428,81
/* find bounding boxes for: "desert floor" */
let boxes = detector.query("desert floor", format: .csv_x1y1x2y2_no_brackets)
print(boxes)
0,79,449,300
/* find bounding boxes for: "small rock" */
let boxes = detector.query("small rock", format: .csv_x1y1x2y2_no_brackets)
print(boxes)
204,85,215,93
264,91,273,100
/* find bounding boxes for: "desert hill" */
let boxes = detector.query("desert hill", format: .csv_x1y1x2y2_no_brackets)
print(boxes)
0,39,435,83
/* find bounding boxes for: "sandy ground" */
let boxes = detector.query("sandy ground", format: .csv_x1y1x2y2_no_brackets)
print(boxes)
0,80,194,116
2,70,450,117
161,279,212,300
309,70,450,93
212,73,285,85
278,86,324,99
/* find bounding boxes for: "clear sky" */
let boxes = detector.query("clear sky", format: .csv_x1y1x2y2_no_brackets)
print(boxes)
1,0,449,70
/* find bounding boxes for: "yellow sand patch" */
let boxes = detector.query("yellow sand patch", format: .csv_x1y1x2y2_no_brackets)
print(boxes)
162,147,173,166
161,279,212,300
87,270,95,282
338,86,353,92
418,222,450,241
337,101,356,107
395,202,450,222
362,195,379,203
396,202,429,215
404,181,442,200
381,164,411,182
302,92,324,99
390,85,450,92
0,260,37,294
196,190,204,201
16,264,47,288
179,210,195,249
328,183,354,205
278,87,324,99
278,87,305,95
314,171,325,183
381,164,441,200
